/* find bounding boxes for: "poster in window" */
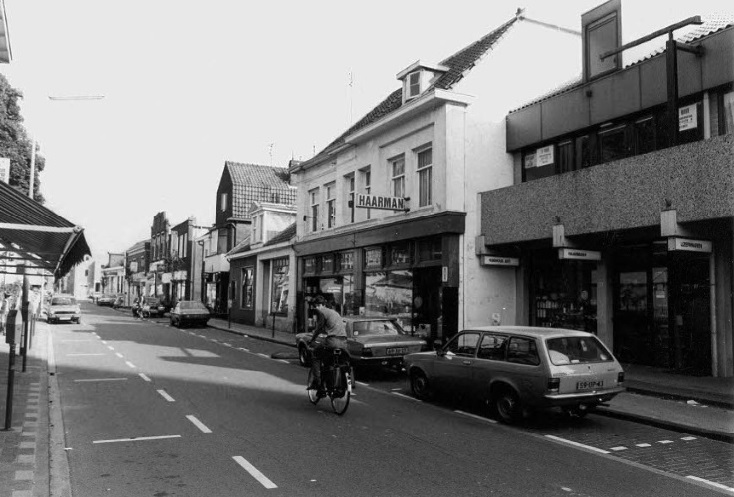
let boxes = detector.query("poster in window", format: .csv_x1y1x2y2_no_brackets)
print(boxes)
679,104,698,131
365,248,382,268
536,146,554,167
523,152,536,169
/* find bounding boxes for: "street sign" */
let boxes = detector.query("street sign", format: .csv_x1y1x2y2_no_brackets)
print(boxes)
667,237,712,253
481,256,519,267
354,193,406,211
558,248,601,261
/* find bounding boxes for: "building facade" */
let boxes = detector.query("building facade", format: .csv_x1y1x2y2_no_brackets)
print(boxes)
290,10,583,341
125,239,149,305
148,212,171,303
479,2,734,376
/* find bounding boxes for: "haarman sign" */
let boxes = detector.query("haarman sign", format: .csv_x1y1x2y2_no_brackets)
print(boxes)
354,194,406,211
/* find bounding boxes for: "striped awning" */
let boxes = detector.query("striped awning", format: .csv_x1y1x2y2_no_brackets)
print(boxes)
0,181,91,278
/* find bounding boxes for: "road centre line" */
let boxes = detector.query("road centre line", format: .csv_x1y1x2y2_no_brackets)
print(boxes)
157,390,175,402
277,359,289,364
686,476,734,493
125,361,136,369
138,373,152,382
74,378,128,383
454,410,497,424
544,435,610,454
237,347,249,352
61,340,92,342
186,415,212,433
66,353,105,357
257,353,269,359
93,435,181,444
107,346,115,351
115,353,124,358
232,456,277,489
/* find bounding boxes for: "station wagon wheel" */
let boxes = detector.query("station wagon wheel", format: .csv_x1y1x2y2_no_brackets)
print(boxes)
410,370,432,401
299,345,311,367
493,389,521,424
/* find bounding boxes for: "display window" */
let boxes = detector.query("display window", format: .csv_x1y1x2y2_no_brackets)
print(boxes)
270,258,289,314
364,269,413,330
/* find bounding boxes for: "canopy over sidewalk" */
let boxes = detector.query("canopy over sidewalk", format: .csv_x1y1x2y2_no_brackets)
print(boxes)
0,181,91,279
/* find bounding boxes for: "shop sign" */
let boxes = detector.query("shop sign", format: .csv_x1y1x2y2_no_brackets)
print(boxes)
161,273,172,284
173,270,187,280
679,104,697,131
442,266,448,282
355,193,406,211
558,248,601,261
481,256,519,267
668,237,711,253
536,145,554,167
129,261,138,273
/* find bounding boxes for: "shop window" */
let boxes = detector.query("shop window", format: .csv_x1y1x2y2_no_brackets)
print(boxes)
338,251,354,272
364,270,413,324
322,253,335,273
417,147,433,207
241,267,254,309
576,135,591,169
304,257,316,275
557,141,574,174
523,149,555,182
391,156,405,198
364,247,383,269
326,182,336,228
446,332,480,356
417,238,441,263
634,117,656,155
270,258,289,314
390,243,411,266
598,124,627,163
720,90,734,135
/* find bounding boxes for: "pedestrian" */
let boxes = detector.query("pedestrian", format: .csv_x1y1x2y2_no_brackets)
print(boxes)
0,292,9,335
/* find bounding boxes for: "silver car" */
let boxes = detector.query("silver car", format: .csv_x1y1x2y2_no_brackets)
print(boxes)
404,326,625,423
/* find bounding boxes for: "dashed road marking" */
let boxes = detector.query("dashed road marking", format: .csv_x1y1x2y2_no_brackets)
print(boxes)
74,378,128,383
138,373,152,382
257,353,269,359
93,435,181,444
157,390,175,402
125,361,136,369
238,347,249,352
609,446,628,451
635,443,651,447
681,436,697,441
66,353,105,357
115,352,124,358
658,440,674,444
455,410,497,424
392,392,421,402
232,456,277,489
545,435,610,454
186,415,212,433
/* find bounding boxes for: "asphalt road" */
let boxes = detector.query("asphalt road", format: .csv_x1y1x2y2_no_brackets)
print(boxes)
49,303,732,496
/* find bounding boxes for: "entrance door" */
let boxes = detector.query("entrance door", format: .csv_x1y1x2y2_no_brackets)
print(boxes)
412,267,441,340
614,270,651,365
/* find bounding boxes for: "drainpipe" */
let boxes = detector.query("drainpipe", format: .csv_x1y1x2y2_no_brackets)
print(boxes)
710,248,717,377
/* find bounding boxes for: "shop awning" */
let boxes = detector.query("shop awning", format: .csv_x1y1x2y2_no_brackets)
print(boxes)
0,181,91,278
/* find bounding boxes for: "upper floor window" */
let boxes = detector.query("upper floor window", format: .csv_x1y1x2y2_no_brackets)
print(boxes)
407,71,421,99
220,193,228,212
252,215,259,242
309,188,320,232
326,182,336,229
585,12,619,81
345,173,355,223
557,141,574,174
362,167,371,220
598,124,627,163
391,156,405,198
417,147,433,207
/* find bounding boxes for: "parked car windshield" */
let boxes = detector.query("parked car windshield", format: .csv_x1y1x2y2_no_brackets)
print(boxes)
145,298,161,305
179,301,208,311
352,320,405,336
51,297,76,306
546,336,613,365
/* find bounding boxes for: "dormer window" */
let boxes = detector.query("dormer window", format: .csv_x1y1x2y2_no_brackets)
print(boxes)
407,71,421,99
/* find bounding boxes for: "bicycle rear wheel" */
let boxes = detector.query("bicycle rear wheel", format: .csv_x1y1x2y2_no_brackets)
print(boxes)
306,369,320,405
330,368,351,415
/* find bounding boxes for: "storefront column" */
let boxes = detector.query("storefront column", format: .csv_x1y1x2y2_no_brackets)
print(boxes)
714,235,734,377
596,260,614,350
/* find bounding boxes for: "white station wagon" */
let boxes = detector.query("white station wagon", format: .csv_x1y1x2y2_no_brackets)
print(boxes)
404,326,625,423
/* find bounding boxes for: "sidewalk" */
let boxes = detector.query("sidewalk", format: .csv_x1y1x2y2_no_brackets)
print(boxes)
208,317,734,441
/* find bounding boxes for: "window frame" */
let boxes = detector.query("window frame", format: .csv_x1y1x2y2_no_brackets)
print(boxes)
326,182,336,229
309,188,320,232
407,71,421,98
390,155,405,199
416,146,433,207
241,266,254,309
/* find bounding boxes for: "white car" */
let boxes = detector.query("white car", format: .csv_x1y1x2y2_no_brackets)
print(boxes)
46,294,82,324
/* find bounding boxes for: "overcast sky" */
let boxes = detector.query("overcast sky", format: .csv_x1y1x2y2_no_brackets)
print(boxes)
0,0,730,262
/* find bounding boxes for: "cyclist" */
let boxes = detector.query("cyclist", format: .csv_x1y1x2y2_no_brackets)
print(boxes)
308,296,347,393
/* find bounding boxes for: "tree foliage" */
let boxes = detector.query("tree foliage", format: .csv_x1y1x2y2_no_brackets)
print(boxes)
0,73,45,203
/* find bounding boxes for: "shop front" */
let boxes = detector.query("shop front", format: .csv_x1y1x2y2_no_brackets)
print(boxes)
171,270,189,303
295,213,464,344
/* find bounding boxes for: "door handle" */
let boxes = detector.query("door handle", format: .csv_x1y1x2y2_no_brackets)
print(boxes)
462,360,472,365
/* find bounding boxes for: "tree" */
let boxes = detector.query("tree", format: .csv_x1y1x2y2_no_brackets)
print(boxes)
0,73,45,203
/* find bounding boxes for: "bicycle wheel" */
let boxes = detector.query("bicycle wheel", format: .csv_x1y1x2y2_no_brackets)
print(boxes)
306,369,321,405
330,368,350,415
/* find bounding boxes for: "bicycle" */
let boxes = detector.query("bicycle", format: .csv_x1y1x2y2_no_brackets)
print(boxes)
306,348,353,415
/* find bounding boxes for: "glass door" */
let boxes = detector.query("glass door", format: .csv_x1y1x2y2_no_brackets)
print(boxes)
614,270,651,365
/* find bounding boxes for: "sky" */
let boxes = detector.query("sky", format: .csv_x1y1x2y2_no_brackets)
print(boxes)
0,0,730,263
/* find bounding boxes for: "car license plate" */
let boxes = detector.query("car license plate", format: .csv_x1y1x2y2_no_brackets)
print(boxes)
576,380,603,390
386,347,407,355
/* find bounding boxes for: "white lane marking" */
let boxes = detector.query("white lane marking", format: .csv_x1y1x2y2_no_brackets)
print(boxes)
609,446,628,451
186,415,212,433
686,476,734,493
454,410,498,424
635,443,651,447
392,392,421,402
66,353,105,357
107,346,115,351
257,353,269,359
125,361,136,369
101,340,107,344
681,436,697,441
138,373,152,382
390,387,401,391
157,390,175,402
61,340,92,342
237,347,249,352
74,378,128,383
223,343,233,347
658,440,674,444
115,353,124,358
232,456,277,489
357,381,369,387
277,359,289,364
545,435,610,454
93,435,181,444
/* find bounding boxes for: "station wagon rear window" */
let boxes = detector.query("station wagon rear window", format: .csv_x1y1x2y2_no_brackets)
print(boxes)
546,336,612,365
352,320,404,336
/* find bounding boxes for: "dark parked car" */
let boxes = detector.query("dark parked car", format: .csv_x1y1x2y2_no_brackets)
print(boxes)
295,316,427,369
169,300,211,328
96,294,116,306
404,326,625,423
141,297,166,318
